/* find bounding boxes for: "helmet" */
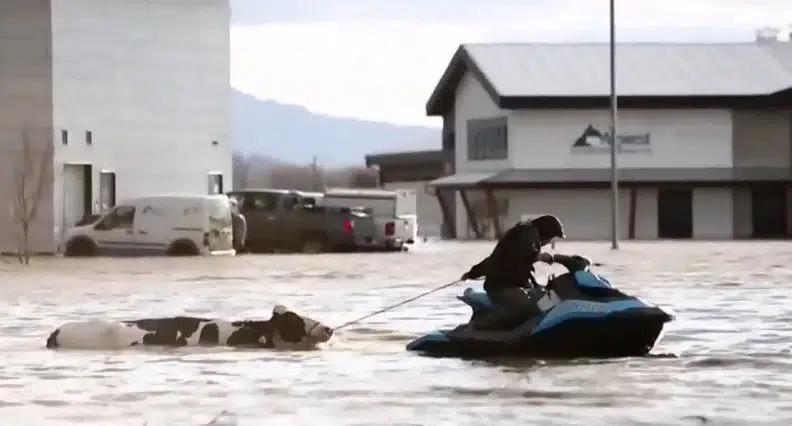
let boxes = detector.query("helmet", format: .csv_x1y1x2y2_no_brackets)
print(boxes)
529,214,565,245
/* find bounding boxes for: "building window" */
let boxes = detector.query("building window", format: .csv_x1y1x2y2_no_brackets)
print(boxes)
61,129,68,145
467,117,508,161
85,130,93,145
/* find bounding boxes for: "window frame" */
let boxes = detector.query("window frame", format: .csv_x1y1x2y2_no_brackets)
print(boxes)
466,117,508,161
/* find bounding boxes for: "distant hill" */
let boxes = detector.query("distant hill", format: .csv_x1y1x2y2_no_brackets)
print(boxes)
232,90,440,166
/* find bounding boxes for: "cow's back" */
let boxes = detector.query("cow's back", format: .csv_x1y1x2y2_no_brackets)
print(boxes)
46,321,149,350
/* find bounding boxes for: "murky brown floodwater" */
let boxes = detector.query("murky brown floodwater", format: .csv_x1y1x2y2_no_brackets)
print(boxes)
0,241,790,425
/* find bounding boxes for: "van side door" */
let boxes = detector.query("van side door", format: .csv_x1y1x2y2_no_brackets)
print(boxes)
92,205,138,255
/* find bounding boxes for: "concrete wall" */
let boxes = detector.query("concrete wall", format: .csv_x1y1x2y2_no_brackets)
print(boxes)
0,0,56,254
48,0,232,246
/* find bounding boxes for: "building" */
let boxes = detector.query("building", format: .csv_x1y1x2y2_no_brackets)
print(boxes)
419,41,792,240
0,0,232,253
364,150,451,237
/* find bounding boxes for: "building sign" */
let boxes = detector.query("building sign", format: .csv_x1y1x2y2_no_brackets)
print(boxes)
571,124,651,154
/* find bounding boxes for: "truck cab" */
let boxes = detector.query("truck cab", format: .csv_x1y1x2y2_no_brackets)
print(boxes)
228,189,378,253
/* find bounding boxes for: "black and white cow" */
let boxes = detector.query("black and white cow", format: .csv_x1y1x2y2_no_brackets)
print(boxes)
45,305,334,350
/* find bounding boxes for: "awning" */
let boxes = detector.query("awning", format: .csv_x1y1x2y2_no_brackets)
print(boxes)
481,167,792,188
428,172,497,189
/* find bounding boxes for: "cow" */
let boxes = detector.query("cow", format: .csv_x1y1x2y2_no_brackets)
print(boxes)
45,305,334,351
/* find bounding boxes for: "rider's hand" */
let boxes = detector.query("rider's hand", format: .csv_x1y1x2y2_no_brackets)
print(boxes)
536,252,554,264
460,271,471,281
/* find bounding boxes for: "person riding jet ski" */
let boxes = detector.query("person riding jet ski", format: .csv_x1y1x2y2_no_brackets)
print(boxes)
459,214,567,330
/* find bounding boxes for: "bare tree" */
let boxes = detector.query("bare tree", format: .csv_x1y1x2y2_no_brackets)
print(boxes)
8,129,53,264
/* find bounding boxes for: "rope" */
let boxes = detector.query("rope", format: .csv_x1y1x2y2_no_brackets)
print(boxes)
334,279,462,331
332,261,605,331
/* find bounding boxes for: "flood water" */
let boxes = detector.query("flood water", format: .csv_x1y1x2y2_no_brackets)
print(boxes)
0,241,790,425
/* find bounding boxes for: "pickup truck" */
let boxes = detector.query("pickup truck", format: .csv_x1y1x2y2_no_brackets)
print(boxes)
227,189,379,254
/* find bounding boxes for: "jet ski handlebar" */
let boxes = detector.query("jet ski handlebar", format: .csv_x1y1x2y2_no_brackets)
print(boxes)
551,254,600,272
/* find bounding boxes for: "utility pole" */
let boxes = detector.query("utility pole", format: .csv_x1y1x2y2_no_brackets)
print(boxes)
608,0,619,250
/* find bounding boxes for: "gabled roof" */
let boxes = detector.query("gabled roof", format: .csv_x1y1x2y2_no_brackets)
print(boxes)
426,42,792,116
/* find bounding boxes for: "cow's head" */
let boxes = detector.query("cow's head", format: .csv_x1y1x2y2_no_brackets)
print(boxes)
269,305,334,349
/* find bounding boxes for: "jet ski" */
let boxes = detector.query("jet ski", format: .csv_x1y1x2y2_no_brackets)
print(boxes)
406,257,673,359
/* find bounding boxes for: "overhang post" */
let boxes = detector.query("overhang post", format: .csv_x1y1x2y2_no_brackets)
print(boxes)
484,187,503,239
459,189,482,239
434,188,456,239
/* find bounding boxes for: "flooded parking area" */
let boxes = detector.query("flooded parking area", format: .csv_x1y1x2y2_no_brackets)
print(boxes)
1,241,791,425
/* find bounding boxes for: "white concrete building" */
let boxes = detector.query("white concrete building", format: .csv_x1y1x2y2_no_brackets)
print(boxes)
0,0,232,253
423,42,792,240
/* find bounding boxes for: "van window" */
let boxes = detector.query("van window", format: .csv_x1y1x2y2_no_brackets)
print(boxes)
95,205,135,230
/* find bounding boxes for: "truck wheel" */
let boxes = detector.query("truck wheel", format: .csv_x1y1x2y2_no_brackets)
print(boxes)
64,237,97,257
300,236,326,254
167,239,200,256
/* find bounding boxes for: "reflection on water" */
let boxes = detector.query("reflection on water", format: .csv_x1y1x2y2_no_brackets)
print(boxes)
1,241,792,425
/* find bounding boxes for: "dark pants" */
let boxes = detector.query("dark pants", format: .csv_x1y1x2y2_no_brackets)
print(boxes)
473,287,543,330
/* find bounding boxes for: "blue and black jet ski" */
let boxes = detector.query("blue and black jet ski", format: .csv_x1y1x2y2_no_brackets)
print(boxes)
406,257,673,359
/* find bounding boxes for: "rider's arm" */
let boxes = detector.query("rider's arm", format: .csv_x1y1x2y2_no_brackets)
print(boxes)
465,256,490,279
551,254,590,273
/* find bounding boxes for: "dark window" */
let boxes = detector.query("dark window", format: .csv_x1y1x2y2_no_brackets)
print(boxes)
95,205,135,230
208,173,223,194
249,193,279,211
751,188,787,238
85,130,93,145
657,189,692,239
467,117,508,161
61,129,68,145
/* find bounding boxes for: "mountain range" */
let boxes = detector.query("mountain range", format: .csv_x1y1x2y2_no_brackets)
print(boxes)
232,90,441,166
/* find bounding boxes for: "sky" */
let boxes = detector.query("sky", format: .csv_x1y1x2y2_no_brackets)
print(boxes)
229,0,791,127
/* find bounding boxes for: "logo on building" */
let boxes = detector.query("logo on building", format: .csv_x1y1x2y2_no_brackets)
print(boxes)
571,124,651,154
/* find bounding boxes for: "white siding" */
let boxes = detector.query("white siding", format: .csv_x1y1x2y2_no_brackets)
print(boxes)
692,188,733,239
448,70,747,240
452,72,510,237
509,109,733,169
731,110,792,167
506,189,632,240
50,0,232,240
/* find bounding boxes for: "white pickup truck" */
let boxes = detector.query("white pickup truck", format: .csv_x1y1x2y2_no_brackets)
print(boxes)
312,187,417,251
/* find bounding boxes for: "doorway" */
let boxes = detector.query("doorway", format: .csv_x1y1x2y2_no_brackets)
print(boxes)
657,188,693,239
62,163,93,228
208,172,223,194
751,188,787,238
99,171,116,213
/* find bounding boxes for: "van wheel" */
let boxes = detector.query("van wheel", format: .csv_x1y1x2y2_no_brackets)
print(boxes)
167,239,200,256
300,235,326,254
64,237,97,257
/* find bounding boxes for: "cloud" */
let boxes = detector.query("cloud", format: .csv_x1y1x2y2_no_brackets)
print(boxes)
230,0,791,126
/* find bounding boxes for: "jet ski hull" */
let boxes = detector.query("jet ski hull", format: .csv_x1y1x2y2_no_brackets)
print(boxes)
406,279,673,359
406,306,670,359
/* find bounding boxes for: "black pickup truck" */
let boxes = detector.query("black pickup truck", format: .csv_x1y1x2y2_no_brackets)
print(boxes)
228,189,379,253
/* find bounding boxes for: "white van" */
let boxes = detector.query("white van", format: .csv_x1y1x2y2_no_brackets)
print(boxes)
61,194,236,257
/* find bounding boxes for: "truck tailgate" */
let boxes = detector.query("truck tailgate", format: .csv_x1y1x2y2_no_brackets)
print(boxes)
350,211,377,240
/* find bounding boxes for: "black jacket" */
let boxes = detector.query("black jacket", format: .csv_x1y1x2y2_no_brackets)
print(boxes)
466,222,540,293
